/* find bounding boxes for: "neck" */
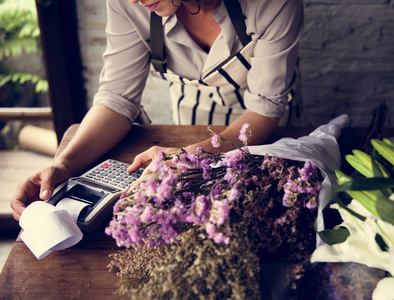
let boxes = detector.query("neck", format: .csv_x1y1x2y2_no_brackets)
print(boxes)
176,0,222,53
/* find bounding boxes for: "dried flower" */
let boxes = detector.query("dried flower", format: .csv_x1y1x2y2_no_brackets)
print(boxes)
211,134,220,148
106,124,323,298
106,125,321,250
238,123,251,144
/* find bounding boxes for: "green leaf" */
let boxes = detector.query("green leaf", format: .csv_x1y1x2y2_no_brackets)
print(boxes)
376,195,394,225
0,70,48,92
332,193,366,221
0,74,11,86
345,154,373,177
383,138,394,148
317,228,350,245
371,149,385,178
375,234,389,252
371,149,393,197
372,139,394,166
35,79,48,93
335,170,379,215
335,177,394,192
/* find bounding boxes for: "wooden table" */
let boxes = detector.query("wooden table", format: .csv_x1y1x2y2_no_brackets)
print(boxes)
0,124,393,299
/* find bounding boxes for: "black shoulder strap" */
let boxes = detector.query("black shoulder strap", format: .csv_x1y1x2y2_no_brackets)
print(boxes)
149,0,251,72
150,12,166,73
223,0,251,47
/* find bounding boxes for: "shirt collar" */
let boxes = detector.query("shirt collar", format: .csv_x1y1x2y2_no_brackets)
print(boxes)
161,2,239,75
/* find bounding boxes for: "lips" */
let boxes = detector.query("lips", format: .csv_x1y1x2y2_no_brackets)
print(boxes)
144,1,160,12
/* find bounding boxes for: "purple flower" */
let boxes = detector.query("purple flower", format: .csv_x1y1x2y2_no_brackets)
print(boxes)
106,128,322,250
140,177,157,196
221,150,245,168
125,205,143,218
172,155,179,164
211,134,221,148
205,222,216,237
140,206,154,223
238,123,251,144
205,223,231,244
283,180,297,207
172,199,187,222
209,200,230,225
306,198,317,210
196,147,203,155
186,152,199,165
228,184,241,202
298,161,318,181
212,185,223,201
194,195,210,218
159,224,178,244
223,168,236,184
176,162,188,173
128,227,143,245
199,158,213,180
162,171,178,186
155,183,172,204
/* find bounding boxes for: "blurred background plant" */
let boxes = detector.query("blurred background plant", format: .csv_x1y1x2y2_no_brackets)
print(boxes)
0,0,49,149
0,0,47,92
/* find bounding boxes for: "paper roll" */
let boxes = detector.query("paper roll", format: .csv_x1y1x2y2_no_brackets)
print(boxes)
18,125,58,156
19,201,83,260
56,197,90,223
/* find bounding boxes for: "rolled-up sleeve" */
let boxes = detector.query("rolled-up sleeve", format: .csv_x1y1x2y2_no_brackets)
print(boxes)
93,0,152,124
244,0,304,118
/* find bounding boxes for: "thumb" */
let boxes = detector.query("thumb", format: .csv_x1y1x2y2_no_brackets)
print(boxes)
127,151,153,173
127,157,144,173
39,169,56,200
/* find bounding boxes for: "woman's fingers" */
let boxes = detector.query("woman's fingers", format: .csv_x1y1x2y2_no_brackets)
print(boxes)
10,164,70,221
127,146,180,173
10,177,41,220
127,151,152,173
38,166,58,200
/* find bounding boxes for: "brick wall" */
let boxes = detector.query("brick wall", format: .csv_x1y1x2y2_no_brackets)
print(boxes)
300,0,394,127
76,0,394,127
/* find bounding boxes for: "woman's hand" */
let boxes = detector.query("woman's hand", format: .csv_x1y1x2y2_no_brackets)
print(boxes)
10,163,71,221
127,146,181,173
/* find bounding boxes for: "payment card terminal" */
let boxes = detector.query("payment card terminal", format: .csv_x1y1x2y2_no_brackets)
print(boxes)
47,159,143,232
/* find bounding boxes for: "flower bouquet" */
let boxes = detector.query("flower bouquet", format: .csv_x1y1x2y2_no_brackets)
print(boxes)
105,115,348,299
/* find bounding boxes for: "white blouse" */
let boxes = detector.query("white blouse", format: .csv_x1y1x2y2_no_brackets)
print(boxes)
94,0,304,124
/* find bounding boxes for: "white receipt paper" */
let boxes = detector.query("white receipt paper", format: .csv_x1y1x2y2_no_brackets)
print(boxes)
56,197,90,223
19,200,84,260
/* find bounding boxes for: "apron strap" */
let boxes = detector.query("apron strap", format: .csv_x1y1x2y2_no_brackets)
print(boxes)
150,12,166,73
223,0,251,47
150,0,251,72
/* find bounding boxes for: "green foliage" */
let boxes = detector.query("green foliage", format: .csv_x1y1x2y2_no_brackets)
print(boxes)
0,0,48,92
0,71,48,93
317,228,350,245
317,138,394,245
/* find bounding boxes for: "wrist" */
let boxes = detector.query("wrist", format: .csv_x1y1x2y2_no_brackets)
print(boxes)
53,155,79,177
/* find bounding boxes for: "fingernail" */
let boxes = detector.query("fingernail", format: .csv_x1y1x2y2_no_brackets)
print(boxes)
41,190,51,199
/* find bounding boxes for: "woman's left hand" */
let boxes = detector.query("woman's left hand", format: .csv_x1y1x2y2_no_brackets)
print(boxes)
127,146,181,173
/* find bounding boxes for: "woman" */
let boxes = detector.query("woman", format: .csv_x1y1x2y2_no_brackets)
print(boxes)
11,0,304,220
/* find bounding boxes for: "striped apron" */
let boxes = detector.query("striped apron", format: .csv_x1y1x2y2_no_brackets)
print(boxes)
150,47,301,126
149,0,301,126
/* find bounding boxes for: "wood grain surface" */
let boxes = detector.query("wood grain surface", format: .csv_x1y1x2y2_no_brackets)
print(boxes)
1,124,393,299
